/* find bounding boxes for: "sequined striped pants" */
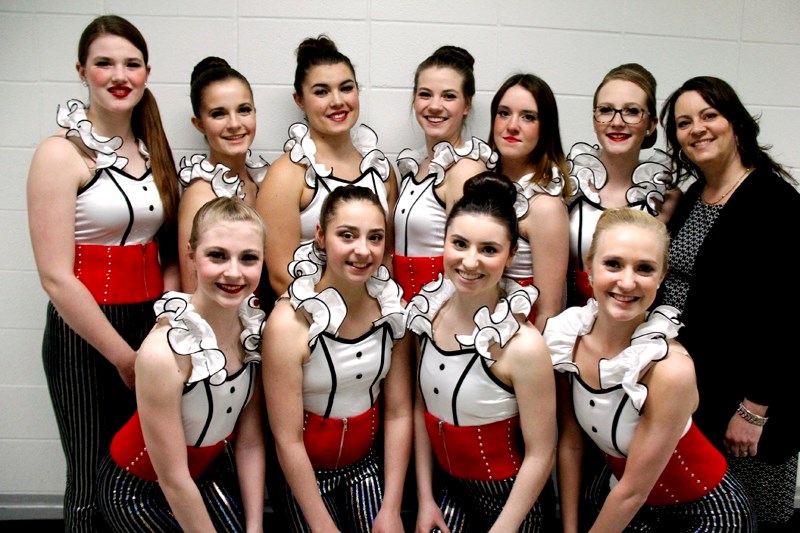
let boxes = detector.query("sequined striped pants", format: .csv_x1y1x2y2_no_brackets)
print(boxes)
97,448,244,531
42,301,153,532
434,471,556,532
279,449,383,532
623,470,756,532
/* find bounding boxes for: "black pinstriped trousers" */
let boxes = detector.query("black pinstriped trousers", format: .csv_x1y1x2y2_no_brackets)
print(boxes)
42,300,154,532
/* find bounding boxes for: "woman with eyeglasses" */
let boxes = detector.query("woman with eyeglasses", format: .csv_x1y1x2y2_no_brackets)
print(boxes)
566,63,686,309
563,63,687,530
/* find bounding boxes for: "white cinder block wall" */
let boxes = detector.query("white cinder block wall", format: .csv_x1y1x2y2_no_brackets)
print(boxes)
2,0,799,518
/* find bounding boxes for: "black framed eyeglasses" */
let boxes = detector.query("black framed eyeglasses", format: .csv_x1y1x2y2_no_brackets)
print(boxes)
593,105,649,125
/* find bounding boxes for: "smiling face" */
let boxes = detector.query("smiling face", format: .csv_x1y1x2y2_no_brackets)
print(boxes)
588,223,665,325
192,78,256,163
77,34,149,117
413,66,471,146
316,199,386,287
444,213,514,297
191,220,264,309
492,84,540,167
593,79,655,158
674,90,739,174
295,62,359,138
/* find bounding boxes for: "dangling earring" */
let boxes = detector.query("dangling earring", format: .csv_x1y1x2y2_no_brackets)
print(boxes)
588,275,593,284
81,79,88,87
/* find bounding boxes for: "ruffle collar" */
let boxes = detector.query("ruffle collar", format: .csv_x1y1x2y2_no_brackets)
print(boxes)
178,152,268,200
283,122,390,187
154,291,265,386
286,242,406,346
396,138,499,186
56,99,149,171
545,300,682,411
513,166,567,218
406,275,538,362
566,142,678,216
429,137,499,185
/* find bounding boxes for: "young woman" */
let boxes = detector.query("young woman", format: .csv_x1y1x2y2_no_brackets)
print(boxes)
392,45,498,300
262,185,412,532
26,15,179,530
178,56,268,292
545,207,754,532
567,63,684,308
97,196,267,532
660,76,800,532
408,172,557,532
489,73,570,331
257,35,397,297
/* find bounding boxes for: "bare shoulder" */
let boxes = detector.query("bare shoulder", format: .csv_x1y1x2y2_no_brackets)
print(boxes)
135,323,181,373
178,181,216,213
504,321,550,366
264,152,304,184
449,156,488,180
646,340,696,389
30,135,87,172
528,192,567,216
263,299,309,346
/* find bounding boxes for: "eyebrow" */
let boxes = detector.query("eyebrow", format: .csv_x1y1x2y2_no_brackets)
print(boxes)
499,105,538,114
311,78,355,89
450,233,502,246
596,102,645,107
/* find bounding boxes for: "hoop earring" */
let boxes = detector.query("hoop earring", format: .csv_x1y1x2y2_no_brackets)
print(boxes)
678,149,690,164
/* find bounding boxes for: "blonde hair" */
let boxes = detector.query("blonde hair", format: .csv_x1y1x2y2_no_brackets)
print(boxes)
189,196,266,252
586,207,669,272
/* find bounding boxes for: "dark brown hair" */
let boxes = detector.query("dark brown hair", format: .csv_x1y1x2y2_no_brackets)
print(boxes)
190,56,252,117
293,35,356,96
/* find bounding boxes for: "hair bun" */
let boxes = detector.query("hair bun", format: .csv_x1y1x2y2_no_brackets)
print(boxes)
432,45,474,71
191,56,231,86
463,171,516,207
296,34,339,59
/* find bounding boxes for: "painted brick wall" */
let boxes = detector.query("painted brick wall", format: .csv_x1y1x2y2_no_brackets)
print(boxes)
1,0,798,515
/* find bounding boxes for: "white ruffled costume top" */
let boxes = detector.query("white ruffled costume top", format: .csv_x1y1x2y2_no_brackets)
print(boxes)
393,138,499,256
505,167,567,279
178,152,268,201
154,291,265,447
407,275,538,426
281,122,392,245
544,300,687,457
566,142,688,274
285,242,406,418
57,99,164,246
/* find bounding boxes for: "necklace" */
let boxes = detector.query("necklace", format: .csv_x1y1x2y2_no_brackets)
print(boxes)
704,167,753,205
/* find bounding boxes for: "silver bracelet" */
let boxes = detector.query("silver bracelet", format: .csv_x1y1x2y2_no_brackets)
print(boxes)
736,402,768,427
